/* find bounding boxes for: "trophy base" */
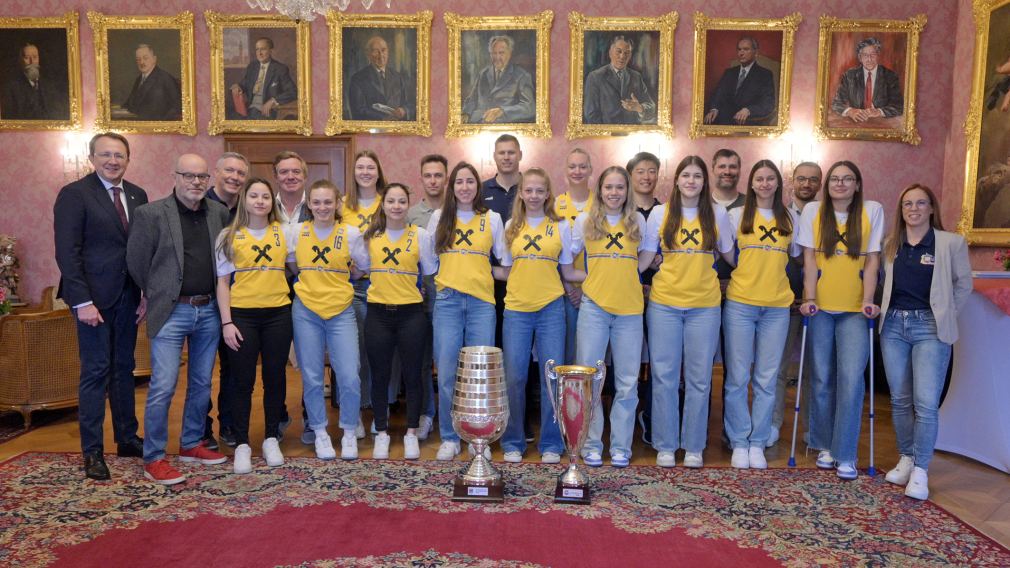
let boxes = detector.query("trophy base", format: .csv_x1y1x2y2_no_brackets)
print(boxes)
452,477,505,502
554,481,591,505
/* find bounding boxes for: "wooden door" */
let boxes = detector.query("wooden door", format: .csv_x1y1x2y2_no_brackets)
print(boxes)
224,134,354,195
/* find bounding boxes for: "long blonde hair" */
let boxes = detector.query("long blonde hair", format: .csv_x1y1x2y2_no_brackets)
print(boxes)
505,168,561,246
584,166,641,242
217,177,280,262
883,184,944,261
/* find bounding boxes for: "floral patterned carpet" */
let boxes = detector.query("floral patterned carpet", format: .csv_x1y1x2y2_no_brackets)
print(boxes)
1,452,1007,567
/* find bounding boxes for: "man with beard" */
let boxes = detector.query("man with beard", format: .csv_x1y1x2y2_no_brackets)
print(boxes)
2,42,68,120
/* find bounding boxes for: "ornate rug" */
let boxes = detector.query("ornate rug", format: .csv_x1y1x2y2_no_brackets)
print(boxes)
1,453,1007,567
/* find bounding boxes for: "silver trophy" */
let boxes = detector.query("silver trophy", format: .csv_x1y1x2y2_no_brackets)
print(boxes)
545,359,605,504
450,346,509,502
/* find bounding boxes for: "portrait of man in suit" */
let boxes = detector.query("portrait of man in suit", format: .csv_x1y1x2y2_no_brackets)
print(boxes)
461,34,535,124
230,37,297,120
583,34,658,125
121,44,182,121
346,34,413,121
1,41,69,121
704,35,777,126
831,37,904,123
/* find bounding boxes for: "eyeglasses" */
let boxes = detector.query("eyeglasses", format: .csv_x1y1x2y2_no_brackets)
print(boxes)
176,171,211,183
95,151,127,161
901,199,931,210
828,176,857,185
794,176,821,184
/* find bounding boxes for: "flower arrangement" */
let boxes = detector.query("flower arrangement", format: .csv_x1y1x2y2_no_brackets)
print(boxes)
0,234,19,307
995,249,1010,271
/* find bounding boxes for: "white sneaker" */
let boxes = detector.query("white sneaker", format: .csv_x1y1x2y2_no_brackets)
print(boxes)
341,432,358,460
656,451,676,468
233,444,252,474
417,415,433,441
503,451,523,463
836,461,858,480
468,443,491,460
262,437,284,467
403,434,420,460
748,447,768,469
731,448,750,469
904,466,929,500
370,420,379,435
355,417,366,440
314,429,336,460
816,450,836,469
373,432,390,460
683,452,704,468
541,452,562,464
765,426,780,448
436,441,460,461
885,455,915,486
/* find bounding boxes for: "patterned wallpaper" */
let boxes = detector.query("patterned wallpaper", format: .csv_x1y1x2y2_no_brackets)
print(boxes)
2,0,993,304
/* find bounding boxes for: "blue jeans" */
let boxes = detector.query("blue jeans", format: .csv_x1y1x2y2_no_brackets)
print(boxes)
880,309,950,470
502,298,565,455
144,301,220,462
433,288,496,442
292,297,360,431
577,296,643,458
722,300,790,449
808,310,869,463
421,275,437,419
352,280,371,408
564,294,579,365
647,303,721,453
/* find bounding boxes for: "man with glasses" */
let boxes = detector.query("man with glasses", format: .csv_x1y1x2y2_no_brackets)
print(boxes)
126,154,231,484
831,37,903,123
55,133,148,480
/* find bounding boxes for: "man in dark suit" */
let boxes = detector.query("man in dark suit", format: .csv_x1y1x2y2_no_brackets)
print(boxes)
831,37,903,122
704,36,776,126
54,133,148,480
1,42,68,120
347,35,412,121
122,44,182,121
583,35,657,125
231,37,297,120
462,35,535,124
127,154,231,485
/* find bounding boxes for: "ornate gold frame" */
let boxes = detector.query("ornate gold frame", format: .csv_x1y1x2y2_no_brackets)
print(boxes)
325,11,431,137
205,12,312,136
565,12,678,140
88,11,196,135
444,11,553,138
0,12,82,131
960,0,1010,245
813,15,925,145
689,13,801,139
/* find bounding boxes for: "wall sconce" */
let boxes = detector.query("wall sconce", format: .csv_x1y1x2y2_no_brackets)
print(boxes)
62,131,92,183
775,130,818,175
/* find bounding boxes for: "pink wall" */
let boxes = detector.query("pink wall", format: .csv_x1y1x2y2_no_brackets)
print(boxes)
3,0,979,304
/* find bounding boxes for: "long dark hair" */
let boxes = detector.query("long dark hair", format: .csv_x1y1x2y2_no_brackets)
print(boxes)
435,162,488,253
819,161,864,259
217,177,280,262
662,155,717,250
740,160,792,236
363,183,411,240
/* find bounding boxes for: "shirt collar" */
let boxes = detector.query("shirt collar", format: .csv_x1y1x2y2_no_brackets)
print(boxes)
904,226,935,247
174,193,207,213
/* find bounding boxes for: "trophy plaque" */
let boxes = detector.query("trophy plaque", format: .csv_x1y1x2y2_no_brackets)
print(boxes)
451,346,509,502
545,360,605,505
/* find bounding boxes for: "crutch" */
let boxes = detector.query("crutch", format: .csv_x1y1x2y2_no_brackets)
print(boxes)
788,315,811,468
866,313,877,476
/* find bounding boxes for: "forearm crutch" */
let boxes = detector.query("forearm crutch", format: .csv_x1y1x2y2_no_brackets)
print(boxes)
867,315,877,476
788,316,811,468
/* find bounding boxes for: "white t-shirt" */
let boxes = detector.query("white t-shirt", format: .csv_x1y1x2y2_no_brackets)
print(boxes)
795,200,885,253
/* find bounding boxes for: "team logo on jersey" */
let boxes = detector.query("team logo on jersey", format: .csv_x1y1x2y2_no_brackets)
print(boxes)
382,247,402,265
680,228,701,246
252,244,273,262
311,245,331,264
454,228,474,246
606,232,624,250
758,225,779,243
522,234,543,251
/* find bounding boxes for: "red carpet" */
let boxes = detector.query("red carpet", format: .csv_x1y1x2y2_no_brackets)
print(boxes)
2,452,1007,567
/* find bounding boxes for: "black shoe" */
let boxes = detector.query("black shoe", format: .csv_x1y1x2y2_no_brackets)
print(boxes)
219,427,238,448
637,411,653,447
201,435,220,451
116,438,144,458
84,452,111,480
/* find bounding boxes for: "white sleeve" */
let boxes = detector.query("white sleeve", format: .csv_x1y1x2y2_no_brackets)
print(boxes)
499,219,514,267
215,231,236,277
285,224,299,263
426,209,442,234
714,205,736,254
558,220,574,265
866,201,885,253
644,204,664,251
490,212,510,265
727,207,743,234
788,209,802,257
570,213,587,256
348,227,369,269
418,227,439,276
795,202,819,249
634,211,649,252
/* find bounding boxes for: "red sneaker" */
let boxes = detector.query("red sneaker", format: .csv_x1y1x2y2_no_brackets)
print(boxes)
179,443,228,465
144,459,186,485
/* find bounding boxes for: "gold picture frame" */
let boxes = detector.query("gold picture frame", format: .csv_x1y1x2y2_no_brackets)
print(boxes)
205,12,311,136
0,12,82,130
325,11,432,137
88,11,195,135
445,11,553,138
960,0,1010,244
565,12,677,139
813,15,925,145
690,12,801,139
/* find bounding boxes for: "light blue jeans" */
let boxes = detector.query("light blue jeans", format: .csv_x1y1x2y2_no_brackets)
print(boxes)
880,309,951,470
647,302,721,453
808,310,870,463
564,294,579,365
502,297,566,455
433,288,496,442
722,300,790,449
292,297,360,431
577,296,643,459
144,301,220,463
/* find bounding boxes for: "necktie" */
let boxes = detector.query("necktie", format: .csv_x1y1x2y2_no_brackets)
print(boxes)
379,69,385,81
112,187,128,231
253,64,267,95
736,67,748,92
617,70,627,96
864,71,873,109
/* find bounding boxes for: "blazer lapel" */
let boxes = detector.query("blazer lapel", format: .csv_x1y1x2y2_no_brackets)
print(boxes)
164,197,185,272
90,174,127,236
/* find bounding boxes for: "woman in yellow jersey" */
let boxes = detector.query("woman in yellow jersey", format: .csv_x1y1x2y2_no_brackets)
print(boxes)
287,181,368,462
499,168,586,464
216,179,293,474
361,183,438,461
572,166,651,468
723,160,800,469
796,161,885,480
427,162,509,461
638,156,736,468
555,149,594,363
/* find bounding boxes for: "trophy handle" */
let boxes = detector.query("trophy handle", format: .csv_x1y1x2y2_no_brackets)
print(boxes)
544,359,563,436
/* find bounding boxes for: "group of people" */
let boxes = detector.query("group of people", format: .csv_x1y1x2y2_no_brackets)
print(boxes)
54,132,972,502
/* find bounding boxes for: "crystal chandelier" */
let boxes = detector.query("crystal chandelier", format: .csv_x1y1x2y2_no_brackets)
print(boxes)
246,0,391,22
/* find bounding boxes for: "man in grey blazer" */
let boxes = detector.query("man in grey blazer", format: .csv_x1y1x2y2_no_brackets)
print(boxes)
126,153,230,485
461,35,535,124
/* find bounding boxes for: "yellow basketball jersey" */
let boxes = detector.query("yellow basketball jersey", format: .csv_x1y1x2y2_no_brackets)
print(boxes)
582,218,643,315
812,209,872,313
436,212,495,305
293,222,354,319
727,211,793,308
343,197,381,232
505,219,564,312
368,226,423,305
650,211,721,309
230,222,291,309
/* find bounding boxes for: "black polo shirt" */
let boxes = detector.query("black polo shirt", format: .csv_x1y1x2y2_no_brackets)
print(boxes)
638,198,661,286
891,227,935,311
175,195,216,296
481,177,518,221
207,187,238,222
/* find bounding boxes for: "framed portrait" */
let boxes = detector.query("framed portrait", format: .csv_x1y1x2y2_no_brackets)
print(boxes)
565,12,677,139
205,12,311,136
445,11,553,138
325,11,431,136
813,15,925,145
0,12,82,131
961,0,1010,244
690,13,801,139
88,11,195,135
